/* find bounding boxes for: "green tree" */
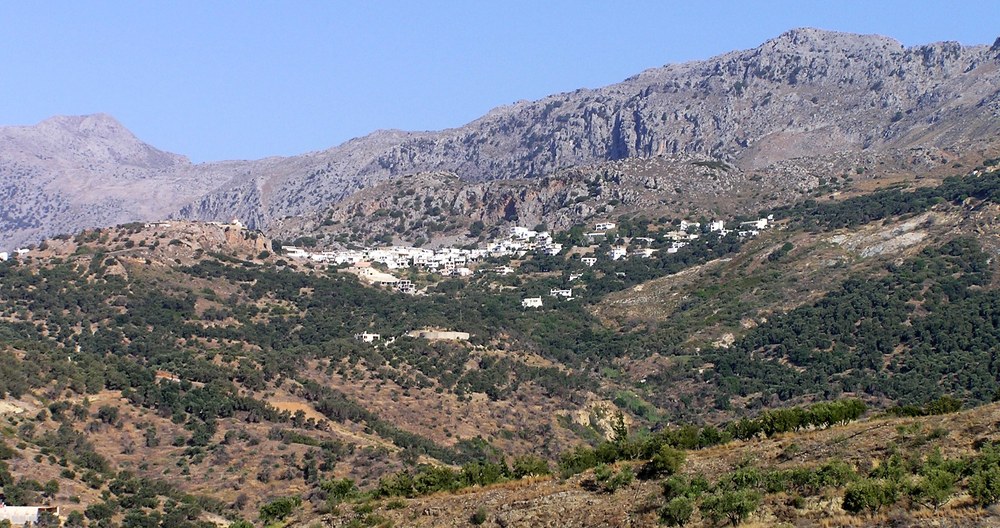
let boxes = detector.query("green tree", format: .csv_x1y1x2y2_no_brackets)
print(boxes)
639,445,685,479
659,496,694,526
842,479,897,514
700,489,761,526
911,469,956,511
969,467,1000,507
259,496,301,524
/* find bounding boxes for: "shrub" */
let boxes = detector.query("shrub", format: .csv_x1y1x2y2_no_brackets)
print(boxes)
910,469,957,511
321,478,358,503
639,445,685,480
470,506,488,525
842,479,897,514
969,467,1000,507
588,463,634,493
659,496,694,526
700,489,761,526
259,496,301,524
511,455,550,478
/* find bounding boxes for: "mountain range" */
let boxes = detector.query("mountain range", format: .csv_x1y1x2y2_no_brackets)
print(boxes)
3,28,1000,249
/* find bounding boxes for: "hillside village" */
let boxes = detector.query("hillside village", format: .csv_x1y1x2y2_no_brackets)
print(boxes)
280,215,775,308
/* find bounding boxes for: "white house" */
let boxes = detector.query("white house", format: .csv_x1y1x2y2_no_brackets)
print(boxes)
581,257,598,267
406,330,471,341
595,222,616,231
550,288,573,298
283,246,310,259
537,243,563,256
509,226,538,241
521,297,543,308
354,332,381,343
0,506,60,525
451,267,473,277
357,267,402,286
740,218,769,230
680,220,700,232
396,280,416,295
569,273,583,281
0,252,7,262
609,247,628,260
709,220,726,232
480,265,514,275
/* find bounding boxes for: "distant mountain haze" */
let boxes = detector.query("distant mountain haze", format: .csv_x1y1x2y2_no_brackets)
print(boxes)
2,28,999,249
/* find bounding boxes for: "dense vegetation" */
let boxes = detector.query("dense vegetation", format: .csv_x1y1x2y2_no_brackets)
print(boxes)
697,237,1000,407
771,170,1000,230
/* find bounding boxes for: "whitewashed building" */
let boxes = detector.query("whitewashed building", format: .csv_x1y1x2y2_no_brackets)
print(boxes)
521,297,543,308
0,505,60,525
609,247,628,260
354,332,381,343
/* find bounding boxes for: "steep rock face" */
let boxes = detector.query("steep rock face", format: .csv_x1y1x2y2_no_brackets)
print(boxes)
268,148,888,249
186,29,1000,230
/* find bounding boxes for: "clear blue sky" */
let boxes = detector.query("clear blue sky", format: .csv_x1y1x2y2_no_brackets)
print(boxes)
1,1,997,162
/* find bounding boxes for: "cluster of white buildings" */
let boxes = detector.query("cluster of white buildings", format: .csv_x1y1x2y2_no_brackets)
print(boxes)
594,215,774,262
489,227,563,256
282,215,775,307
284,245,482,273
284,225,564,276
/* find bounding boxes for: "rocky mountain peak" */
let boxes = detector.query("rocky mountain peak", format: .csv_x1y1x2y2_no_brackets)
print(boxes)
38,112,127,136
1,113,188,170
762,27,904,55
